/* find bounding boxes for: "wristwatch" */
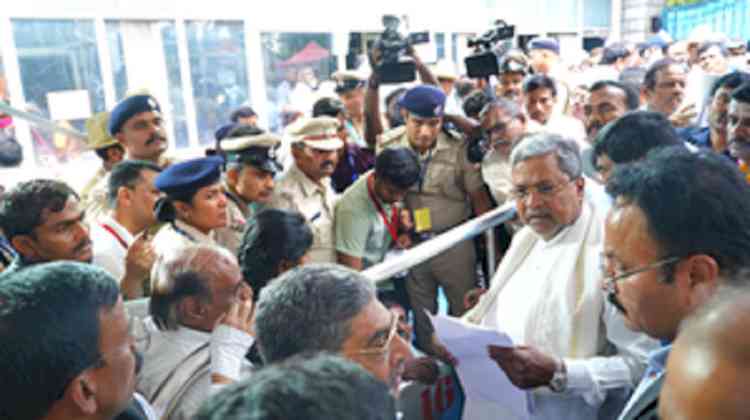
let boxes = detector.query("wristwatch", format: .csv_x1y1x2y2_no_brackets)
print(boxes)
548,358,568,393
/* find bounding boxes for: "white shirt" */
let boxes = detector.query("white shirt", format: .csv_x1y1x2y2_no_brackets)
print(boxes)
544,114,587,150
91,216,135,282
472,204,658,420
137,325,255,420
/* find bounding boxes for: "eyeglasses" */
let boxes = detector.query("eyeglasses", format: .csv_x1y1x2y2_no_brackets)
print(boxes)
602,256,680,295
355,313,400,358
509,178,575,201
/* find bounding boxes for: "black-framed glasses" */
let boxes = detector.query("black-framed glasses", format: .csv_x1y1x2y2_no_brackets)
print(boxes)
602,256,680,295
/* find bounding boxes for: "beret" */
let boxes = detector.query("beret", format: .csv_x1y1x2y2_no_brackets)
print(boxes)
399,85,446,118
529,37,560,55
108,95,161,136
154,156,223,198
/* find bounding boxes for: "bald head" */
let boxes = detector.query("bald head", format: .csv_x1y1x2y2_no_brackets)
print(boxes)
660,284,750,420
150,244,248,332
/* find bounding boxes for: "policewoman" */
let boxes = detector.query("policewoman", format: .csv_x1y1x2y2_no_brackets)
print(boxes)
150,156,228,258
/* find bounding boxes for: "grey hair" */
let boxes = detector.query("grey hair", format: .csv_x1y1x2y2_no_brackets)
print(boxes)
255,263,375,364
478,98,523,120
510,132,582,179
149,244,238,330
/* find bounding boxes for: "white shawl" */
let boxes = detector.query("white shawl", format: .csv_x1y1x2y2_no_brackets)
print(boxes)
464,201,605,359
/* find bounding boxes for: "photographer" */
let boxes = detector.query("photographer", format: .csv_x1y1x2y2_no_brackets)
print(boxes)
364,17,438,148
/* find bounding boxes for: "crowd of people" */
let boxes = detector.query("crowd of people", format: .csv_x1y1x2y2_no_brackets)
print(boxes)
2,27,750,420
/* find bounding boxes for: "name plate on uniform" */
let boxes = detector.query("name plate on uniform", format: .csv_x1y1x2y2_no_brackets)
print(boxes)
414,208,432,233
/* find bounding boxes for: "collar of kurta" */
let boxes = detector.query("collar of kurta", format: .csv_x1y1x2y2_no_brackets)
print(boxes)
291,164,330,198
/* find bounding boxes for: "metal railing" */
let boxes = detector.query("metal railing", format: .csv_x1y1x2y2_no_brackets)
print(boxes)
363,202,516,284
0,101,88,141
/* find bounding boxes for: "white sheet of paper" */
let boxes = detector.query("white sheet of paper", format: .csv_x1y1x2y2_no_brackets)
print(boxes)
429,312,530,420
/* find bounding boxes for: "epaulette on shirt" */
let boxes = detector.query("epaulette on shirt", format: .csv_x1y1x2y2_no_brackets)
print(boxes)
377,126,407,148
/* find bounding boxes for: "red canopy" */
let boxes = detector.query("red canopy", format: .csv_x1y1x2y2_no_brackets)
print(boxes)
280,41,330,66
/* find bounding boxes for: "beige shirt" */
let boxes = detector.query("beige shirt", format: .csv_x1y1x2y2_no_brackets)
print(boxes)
377,126,484,232
267,164,338,263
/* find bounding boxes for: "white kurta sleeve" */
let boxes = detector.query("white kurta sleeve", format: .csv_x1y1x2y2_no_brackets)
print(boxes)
562,301,659,406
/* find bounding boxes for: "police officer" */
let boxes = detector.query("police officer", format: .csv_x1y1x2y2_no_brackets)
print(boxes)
215,125,282,254
268,117,343,263
109,94,174,167
377,85,493,355
151,156,228,260
79,112,125,223
332,70,367,148
83,94,175,224
312,97,374,193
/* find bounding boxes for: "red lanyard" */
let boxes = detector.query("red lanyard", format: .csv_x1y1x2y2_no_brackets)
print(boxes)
100,223,128,250
367,174,400,242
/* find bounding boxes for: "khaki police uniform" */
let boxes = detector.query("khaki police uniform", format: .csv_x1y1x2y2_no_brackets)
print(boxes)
268,164,338,263
379,125,485,351
213,131,282,254
80,112,118,223
214,187,252,255
267,117,342,264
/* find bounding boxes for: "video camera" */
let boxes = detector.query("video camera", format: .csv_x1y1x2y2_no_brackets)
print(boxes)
372,15,430,84
464,20,516,79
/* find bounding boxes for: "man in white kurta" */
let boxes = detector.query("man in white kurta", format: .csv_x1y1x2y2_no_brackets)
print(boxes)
461,133,657,420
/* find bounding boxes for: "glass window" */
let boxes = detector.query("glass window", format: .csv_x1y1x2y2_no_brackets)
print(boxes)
261,32,336,133
160,23,190,149
12,19,104,165
436,33,446,60
104,20,190,149
186,21,250,145
106,21,129,100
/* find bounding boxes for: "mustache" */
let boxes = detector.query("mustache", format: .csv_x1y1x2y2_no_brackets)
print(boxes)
145,134,167,146
526,211,551,219
320,161,335,168
74,238,92,253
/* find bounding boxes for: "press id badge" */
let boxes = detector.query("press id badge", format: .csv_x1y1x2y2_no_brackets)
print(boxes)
413,208,432,233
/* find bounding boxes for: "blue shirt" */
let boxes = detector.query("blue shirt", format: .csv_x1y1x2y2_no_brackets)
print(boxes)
617,343,671,420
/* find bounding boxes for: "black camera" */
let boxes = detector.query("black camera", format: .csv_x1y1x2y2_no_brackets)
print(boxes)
464,20,516,79
372,15,430,84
